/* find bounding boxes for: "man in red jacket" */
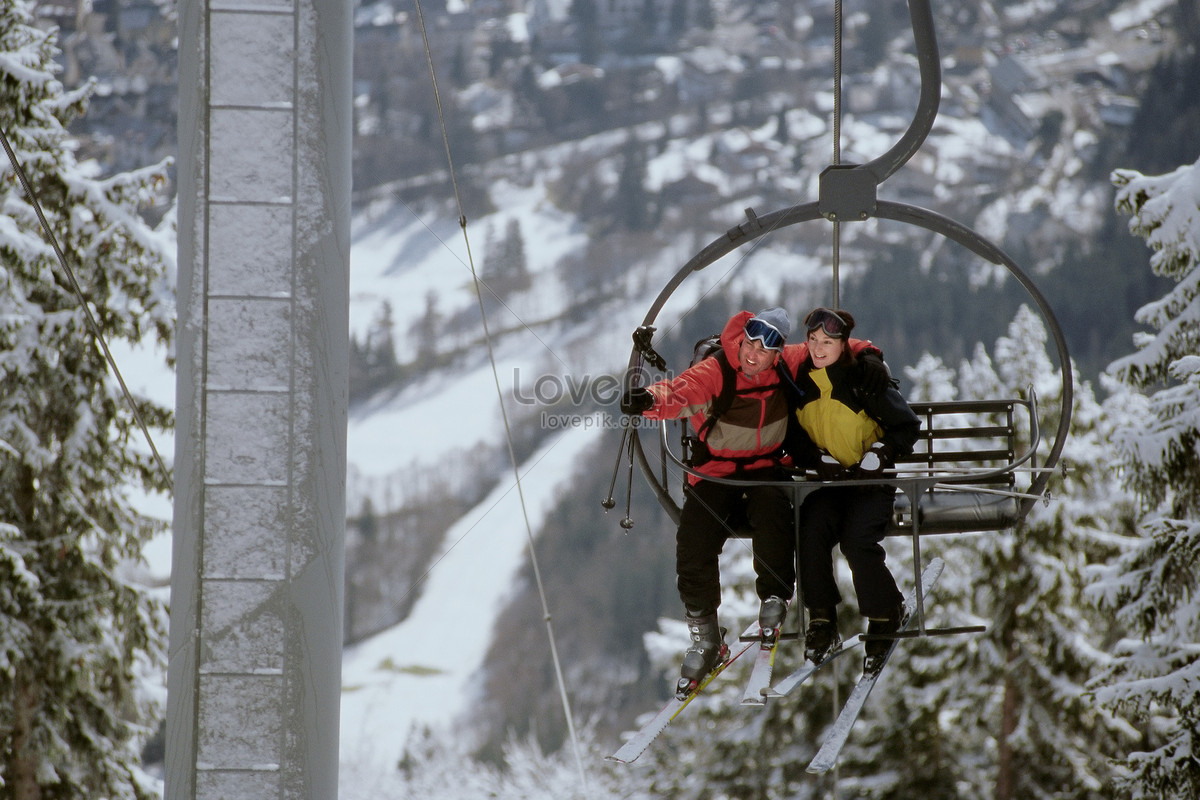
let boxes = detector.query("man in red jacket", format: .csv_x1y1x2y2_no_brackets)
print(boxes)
622,307,885,691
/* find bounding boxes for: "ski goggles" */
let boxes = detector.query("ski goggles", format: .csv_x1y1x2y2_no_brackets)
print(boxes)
744,318,786,350
804,307,849,339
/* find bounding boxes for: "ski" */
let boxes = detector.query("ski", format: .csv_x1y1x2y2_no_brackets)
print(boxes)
740,624,782,706
607,623,757,764
806,557,946,774
763,636,864,698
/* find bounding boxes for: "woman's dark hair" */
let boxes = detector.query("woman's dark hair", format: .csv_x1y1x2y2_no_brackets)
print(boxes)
832,309,856,337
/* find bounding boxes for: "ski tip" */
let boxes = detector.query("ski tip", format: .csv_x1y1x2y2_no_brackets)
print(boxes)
740,686,770,704
807,747,843,774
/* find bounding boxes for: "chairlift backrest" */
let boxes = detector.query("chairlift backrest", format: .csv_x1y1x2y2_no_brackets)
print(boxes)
887,396,1033,536
902,400,1020,488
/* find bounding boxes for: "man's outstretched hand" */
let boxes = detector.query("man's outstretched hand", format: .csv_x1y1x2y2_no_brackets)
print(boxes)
620,387,654,415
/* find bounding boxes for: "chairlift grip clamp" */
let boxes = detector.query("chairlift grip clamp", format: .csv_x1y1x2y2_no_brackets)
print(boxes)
632,326,667,372
725,207,764,243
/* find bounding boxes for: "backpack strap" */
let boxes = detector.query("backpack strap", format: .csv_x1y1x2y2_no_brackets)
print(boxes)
696,348,737,441
698,349,805,440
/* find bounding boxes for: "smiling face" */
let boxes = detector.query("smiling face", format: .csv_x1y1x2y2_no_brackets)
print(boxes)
738,336,780,377
807,329,846,368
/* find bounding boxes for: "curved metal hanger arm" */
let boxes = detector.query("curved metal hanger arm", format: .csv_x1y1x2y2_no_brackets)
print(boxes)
819,0,942,224
863,0,942,185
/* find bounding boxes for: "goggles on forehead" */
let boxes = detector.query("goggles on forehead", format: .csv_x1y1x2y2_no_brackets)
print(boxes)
804,307,848,339
744,318,786,350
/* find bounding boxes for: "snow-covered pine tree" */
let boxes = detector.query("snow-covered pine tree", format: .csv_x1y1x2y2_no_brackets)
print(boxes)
0,2,174,797
1089,158,1200,799
814,308,1135,798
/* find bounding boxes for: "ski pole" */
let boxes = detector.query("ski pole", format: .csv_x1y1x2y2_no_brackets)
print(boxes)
621,428,636,529
613,336,653,527
602,421,630,510
632,325,667,371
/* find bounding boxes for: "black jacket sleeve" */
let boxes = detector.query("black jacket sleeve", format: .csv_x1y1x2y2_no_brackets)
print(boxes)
863,385,921,459
783,412,822,469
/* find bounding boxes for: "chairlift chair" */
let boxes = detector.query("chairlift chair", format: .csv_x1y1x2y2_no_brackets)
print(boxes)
604,0,1073,639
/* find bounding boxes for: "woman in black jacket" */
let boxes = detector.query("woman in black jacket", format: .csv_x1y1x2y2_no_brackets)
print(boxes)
784,307,921,674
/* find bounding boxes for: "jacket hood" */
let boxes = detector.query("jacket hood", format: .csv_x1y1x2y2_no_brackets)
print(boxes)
720,310,757,364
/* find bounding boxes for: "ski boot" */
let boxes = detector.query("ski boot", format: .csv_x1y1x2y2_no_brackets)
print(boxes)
677,611,726,698
863,602,909,675
804,607,841,664
758,596,788,645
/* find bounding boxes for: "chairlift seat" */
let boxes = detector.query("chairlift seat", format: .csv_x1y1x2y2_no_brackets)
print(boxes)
888,489,1020,536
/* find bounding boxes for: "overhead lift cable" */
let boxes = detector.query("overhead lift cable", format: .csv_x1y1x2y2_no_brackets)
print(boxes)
0,123,171,490
413,0,590,791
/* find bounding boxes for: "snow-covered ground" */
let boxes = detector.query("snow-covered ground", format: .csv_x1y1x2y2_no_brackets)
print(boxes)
337,178,626,785
339,421,602,776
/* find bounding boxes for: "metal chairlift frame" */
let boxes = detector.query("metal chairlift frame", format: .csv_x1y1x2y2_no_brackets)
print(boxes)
611,0,1074,633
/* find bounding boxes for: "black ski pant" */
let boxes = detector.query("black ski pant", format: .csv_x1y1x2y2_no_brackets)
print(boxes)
675,468,795,616
798,484,904,619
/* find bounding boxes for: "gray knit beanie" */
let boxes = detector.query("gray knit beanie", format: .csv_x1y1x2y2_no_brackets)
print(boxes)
748,307,791,344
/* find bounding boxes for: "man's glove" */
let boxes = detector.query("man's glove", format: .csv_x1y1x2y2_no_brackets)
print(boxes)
855,441,893,478
620,387,654,415
857,352,891,396
815,452,846,481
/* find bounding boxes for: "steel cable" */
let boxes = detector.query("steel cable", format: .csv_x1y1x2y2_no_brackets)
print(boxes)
412,0,590,790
